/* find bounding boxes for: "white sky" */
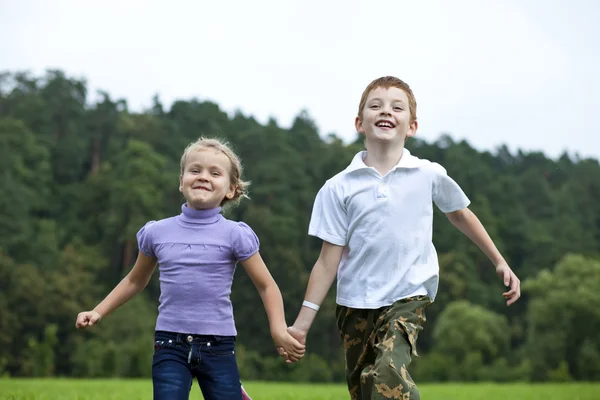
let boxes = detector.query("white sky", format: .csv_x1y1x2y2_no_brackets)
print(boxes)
1,0,599,160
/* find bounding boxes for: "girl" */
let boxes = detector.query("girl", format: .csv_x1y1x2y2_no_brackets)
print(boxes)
76,137,305,400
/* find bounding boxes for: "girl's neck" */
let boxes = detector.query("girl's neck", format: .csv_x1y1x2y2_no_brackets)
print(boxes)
179,203,222,224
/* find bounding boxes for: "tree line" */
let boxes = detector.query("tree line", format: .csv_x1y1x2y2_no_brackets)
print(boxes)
1,70,599,382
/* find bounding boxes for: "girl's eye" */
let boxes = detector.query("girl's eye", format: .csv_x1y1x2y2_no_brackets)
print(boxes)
393,107,403,111
211,172,220,176
370,105,380,109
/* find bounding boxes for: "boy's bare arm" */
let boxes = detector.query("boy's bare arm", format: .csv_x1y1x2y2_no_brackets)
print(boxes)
289,241,344,341
446,208,504,264
446,208,521,306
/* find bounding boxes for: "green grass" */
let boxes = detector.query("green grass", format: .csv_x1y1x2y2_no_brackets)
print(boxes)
0,379,599,399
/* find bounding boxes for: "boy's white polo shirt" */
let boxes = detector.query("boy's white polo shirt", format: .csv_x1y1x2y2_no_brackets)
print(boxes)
309,149,470,309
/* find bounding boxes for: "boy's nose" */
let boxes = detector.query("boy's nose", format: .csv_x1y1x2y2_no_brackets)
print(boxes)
380,105,392,115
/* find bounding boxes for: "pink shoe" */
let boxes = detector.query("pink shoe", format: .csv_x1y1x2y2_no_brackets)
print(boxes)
241,384,252,400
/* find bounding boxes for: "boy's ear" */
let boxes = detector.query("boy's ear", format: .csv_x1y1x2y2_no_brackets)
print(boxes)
355,116,365,135
406,120,419,138
179,175,183,192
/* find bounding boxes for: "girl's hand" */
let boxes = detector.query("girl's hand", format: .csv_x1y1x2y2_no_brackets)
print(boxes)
75,310,102,329
273,329,306,364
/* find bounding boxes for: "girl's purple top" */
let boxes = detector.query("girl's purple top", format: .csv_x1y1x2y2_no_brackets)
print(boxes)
136,204,259,336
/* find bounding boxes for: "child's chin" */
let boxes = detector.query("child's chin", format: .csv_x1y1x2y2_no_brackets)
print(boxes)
368,134,403,143
189,200,220,210
186,199,205,208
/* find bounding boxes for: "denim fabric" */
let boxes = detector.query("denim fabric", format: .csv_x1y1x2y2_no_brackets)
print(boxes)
152,330,243,400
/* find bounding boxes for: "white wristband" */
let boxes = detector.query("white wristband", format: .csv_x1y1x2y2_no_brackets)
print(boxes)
302,300,320,311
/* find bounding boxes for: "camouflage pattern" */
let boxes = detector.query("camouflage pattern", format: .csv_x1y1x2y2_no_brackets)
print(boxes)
335,296,431,400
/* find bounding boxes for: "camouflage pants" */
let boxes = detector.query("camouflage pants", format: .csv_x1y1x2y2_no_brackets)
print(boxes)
336,296,431,400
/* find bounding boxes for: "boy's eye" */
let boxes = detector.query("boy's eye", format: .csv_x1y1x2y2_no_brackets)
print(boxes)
211,172,220,176
393,107,403,111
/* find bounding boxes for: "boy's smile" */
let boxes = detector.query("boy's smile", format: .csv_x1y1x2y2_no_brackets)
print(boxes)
375,120,395,129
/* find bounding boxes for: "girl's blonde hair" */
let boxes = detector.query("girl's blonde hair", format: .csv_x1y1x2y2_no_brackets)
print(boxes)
180,137,250,208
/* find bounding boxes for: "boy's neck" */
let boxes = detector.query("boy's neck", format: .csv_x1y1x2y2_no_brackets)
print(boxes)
363,142,405,176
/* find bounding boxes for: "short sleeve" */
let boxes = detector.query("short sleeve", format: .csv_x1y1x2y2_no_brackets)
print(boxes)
307,181,347,246
136,221,157,258
232,222,260,261
431,163,471,213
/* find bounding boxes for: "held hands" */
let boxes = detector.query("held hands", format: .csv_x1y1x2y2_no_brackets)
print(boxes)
287,325,307,346
495,261,521,306
75,310,102,329
273,327,306,364
276,325,308,364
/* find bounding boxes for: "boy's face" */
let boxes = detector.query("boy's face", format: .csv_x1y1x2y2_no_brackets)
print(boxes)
355,86,418,147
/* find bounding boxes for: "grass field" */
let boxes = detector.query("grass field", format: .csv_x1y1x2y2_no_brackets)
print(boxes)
0,379,599,400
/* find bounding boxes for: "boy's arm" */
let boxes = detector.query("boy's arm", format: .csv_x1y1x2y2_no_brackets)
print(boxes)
446,208,521,306
289,241,345,343
240,252,305,361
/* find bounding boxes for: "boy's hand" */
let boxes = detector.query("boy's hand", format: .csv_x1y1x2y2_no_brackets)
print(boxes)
287,325,307,345
273,329,305,364
75,310,101,329
495,262,520,306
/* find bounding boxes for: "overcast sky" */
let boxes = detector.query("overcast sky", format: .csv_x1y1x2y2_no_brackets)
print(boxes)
2,0,598,160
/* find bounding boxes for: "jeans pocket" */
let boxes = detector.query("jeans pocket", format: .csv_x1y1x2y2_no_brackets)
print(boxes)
153,333,178,353
206,337,236,357
153,339,174,353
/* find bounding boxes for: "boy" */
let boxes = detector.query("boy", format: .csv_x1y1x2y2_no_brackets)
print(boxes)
287,76,520,399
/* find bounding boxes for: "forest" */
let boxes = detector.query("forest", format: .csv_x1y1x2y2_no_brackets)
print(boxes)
1,70,599,383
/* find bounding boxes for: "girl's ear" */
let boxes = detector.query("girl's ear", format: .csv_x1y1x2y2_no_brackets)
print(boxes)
226,184,236,199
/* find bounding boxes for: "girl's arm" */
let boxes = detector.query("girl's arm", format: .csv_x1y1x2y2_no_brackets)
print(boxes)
240,252,305,360
75,252,157,328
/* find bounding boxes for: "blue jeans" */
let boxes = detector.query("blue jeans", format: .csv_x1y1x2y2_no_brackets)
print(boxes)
152,330,243,400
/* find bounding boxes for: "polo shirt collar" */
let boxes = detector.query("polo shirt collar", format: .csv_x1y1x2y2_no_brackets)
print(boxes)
344,148,421,174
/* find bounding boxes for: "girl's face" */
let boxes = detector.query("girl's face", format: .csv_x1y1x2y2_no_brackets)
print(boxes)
179,148,235,210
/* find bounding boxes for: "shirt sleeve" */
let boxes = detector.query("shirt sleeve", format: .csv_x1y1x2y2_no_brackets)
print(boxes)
136,221,157,258
431,163,471,213
308,181,347,246
232,222,260,262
